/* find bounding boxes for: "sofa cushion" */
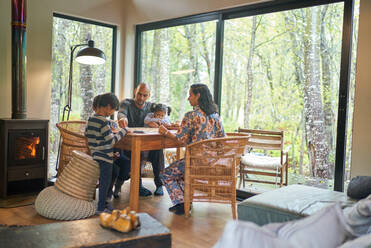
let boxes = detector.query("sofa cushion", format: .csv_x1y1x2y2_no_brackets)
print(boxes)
274,203,350,248
213,220,295,248
238,184,355,225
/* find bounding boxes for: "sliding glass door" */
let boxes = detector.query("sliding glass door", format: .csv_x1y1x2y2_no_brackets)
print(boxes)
135,0,359,192
221,2,359,191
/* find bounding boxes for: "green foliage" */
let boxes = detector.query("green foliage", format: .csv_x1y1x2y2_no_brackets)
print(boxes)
142,21,216,122
140,2,359,180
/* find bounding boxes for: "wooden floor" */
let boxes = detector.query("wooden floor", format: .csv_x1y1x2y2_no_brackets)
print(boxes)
0,178,233,248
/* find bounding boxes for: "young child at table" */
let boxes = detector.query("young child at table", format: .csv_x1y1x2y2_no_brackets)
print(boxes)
85,92,128,214
94,96,131,200
144,103,172,128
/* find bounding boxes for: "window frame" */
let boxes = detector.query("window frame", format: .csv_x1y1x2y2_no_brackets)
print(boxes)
53,13,117,93
134,0,355,192
50,13,118,175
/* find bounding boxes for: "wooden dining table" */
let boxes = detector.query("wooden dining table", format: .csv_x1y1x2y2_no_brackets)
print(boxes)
114,128,182,211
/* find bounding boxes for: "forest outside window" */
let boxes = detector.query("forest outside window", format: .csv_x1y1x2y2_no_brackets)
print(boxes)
221,1,359,192
49,14,116,178
140,21,217,122
135,0,359,193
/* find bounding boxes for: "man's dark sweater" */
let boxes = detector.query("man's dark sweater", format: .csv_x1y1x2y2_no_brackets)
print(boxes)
117,99,152,127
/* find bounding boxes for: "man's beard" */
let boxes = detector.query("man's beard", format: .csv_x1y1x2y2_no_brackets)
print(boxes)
135,100,145,107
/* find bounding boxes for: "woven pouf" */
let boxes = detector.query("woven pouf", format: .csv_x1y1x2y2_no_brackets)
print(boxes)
35,186,96,220
55,150,99,201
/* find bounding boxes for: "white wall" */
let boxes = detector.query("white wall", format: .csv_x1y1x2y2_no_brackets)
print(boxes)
0,0,126,119
351,0,371,177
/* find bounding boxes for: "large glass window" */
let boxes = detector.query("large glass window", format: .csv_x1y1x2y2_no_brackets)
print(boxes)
49,14,116,177
135,0,359,192
140,21,217,122
222,2,359,191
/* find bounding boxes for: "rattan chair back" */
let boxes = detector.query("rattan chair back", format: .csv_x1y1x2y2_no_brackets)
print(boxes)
184,136,249,219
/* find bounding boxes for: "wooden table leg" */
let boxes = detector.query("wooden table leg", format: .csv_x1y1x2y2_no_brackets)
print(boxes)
129,136,141,211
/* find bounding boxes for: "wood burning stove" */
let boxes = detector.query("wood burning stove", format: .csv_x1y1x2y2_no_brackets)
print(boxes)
0,119,48,198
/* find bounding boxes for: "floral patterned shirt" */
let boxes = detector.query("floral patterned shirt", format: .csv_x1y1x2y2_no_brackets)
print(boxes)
175,106,225,145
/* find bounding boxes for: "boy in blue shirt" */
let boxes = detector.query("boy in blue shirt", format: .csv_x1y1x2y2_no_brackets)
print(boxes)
85,92,128,214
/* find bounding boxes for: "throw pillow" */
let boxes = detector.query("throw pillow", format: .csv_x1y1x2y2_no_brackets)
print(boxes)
347,176,371,200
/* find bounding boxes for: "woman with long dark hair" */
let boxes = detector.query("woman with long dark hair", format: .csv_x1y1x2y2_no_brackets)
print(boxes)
158,83,225,215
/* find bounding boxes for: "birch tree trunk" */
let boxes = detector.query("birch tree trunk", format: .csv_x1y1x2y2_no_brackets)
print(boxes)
51,19,68,144
142,33,148,84
185,25,200,84
285,11,305,85
232,66,240,120
286,11,306,175
258,52,279,122
178,74,190,119
95,30,107,95
159,29,170,104
200,23,212,85
79,25,94,121
299,109,305,175
303,7,330,178
320,5,335,168
150,30,161,102
244,16,257,128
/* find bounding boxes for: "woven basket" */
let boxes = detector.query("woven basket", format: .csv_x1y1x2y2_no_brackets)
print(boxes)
56,121,90,176
35,186,96,220
55,150,99,201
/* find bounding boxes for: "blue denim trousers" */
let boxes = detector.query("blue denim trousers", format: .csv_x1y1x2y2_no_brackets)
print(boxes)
97,160,113,211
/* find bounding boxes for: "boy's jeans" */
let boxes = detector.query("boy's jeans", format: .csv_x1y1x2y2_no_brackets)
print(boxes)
97,160,113,211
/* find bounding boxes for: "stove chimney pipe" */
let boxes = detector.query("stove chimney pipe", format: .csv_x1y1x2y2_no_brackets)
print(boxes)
11,0,27,119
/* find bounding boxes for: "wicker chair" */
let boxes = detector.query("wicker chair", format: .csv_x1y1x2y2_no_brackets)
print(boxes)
184,136,249,219
56,121,90,176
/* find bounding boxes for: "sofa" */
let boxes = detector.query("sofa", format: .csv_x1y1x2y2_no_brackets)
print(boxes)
237,184,355,225
214,186,371,248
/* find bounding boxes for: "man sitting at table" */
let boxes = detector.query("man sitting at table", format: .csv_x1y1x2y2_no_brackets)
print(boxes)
116,83,165,197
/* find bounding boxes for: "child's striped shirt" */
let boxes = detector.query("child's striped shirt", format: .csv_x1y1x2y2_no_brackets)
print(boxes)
85,115,128,163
